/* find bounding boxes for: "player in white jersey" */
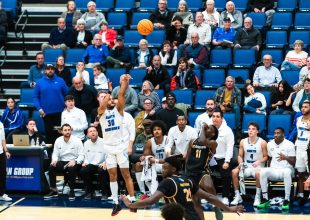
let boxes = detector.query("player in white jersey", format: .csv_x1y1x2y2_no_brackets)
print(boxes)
231,122,267,206
293,100,310,206
257,127,296,210
98,74,136,216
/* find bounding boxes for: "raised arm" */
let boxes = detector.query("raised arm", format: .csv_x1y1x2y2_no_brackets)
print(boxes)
116,74,131,115
97,92,110,116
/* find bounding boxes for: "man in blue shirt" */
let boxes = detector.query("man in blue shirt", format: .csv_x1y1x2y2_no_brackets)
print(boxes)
83,34,109,68
212,17,236,48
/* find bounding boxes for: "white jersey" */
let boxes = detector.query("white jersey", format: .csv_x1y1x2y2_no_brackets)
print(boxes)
151,135,168,160
267,139,295,169
99,107,123,146
295,116,310,151
243,137,265,167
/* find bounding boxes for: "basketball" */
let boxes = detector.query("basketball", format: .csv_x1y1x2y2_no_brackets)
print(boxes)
137,19,154,36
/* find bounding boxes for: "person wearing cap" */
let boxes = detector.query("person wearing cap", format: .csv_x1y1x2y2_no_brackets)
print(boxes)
33,63,68,144
80,1,106,33
106,35,132,69
121,156,245,219
73,18,92,48
219,1,243,29
161,97,167,109
41,17,75,52
60,0,82,29
98,21,117,48
155,92,184,131
212,17,236,48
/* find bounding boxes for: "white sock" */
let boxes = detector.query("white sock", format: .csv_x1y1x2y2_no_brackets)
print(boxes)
235,190,240,197
256,188,261,197
135,172,146,193
262,193,268,200
130,196,136,202
145,181,152,193
298,193,304,198
285,193,290,201
110,181,118,204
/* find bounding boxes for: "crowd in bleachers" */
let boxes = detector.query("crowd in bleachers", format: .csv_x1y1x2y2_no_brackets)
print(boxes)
1,0,310,215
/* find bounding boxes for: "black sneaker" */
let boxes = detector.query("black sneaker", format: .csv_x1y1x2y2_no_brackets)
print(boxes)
111,204,122,216
44,190,58,199
84,192,92,200
69,190,75,201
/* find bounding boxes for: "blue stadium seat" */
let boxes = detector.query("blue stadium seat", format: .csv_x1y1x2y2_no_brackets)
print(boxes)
266,114,292,140
209,48,232,68
227,69,249,88
139,0,158,11
21,110,29,129
86,68,94,87
242,114,266,134
259,90,271,112
167,0,179,11
32,110,45,135
155,89,164,101
194,90,216,109
65,49,85,65
115,0,136,11
261,49,283,67
299,0,310,12
215,0,227,12
247,12,266,30
75,0,88,11
130,12,151,29
233,49,256,68
224,113,237,131
202,69,225,88
2,0,18,18
276,0,297,12
265,31,287,48
124,30,143,47
234,0,249,12
43,48,63,64
188,111,200,127
107,12,127,30
129,69,146,88
146,30,166,47
281,70,299,87
105,68,126,88
187,0,203,12
289,31,310,48
294,12,310,30
18,88,34,108
271,12,293,30
173,89,193,105
96,0,114,12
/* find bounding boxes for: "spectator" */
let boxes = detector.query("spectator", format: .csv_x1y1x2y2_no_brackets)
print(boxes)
55,55,72,87
194,98,217,133
293,78,310,112
73,18,92,49
80,1,106,33
1,98,24,139
170,57,199,91
21,52,46,88
253,54,282,88
234,17,261,52
111,75,138,114
68,76,98,122
41,17,75,52
90,91,107,138
60,0,82,29
171,0,193,29
135,39,154,69
98,21,117,49
247,0,275,26
93,64,108,90
270,80,294,115
212,17,236,48
106,35,132,69
243,83,267,114
202,0,220,29
186,12,211,47
281,40,308,71
134,98,156,134
294,57,310,90
143,55,171,91
219,1,243,29
82,34,109,68
0,1,7,47
166,16,187,49
33,64,68,144
138,80,161,112
61,95,88,141
150,0,173,29
159,40,178,68
75,61,90,85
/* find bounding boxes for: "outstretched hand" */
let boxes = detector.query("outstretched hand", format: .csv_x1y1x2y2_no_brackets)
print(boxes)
229,205,246,215
120,194,131,207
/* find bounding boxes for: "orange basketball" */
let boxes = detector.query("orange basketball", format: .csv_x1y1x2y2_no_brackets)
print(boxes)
137,19,154,36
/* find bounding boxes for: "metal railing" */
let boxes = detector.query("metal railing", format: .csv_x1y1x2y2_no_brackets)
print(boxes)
14,9,29,56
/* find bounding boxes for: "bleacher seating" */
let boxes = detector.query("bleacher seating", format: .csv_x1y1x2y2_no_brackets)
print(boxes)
173,89,193,105
233,49,256,68
124,30,143,47
289,30,310,48
209,48,232,68
234,0,248,12
115,0,136,11
129,69,146,88
96,0,114,12
299,0,310,12
227,69,249,88
75,0,88,11
271,12,293,30
202,69,225,88
2,0,18,19
18,88,34,108
43,48,63,64
242,114,266,134
139,0,157,11
261,49,283,67
188,111,200,127
223,113,237,131
276,0,297,12
247,13,266,30
107,12,127,30
266,114,292,140
281,70,299,87
105,68,126,88
294,12,310,30
65,49,85,65
265,31,288,48
130,12,151,29
194,90,216,109
145,30,166,47
32,110,46,134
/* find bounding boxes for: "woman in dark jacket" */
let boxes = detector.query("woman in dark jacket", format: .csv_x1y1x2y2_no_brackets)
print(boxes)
55,56,72,87
73,18,93,48
270,80,294,115
166,16,187,49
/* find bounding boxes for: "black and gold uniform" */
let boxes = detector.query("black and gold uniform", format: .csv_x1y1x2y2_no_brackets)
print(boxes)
185,139,213,186
157,175,200,220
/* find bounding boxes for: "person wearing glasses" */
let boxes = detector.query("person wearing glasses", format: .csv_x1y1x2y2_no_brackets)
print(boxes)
150,0,173,29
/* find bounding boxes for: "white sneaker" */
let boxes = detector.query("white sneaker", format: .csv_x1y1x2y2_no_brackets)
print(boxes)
0,194,12,201
222,197,229,206
108,196,113,200
201,199,208,204
253,196,261,207
230,195,243,205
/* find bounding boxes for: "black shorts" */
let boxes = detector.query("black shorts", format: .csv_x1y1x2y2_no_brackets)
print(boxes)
186,172,209,187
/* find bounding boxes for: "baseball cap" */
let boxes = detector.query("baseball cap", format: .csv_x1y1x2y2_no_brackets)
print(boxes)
223,17,231,22
46,64,55,69
162,97,166,103
116,35,123,41
166,92,176,100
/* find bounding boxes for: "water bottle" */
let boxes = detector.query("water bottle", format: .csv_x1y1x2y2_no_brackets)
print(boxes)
30,138,35,146
35,137,40,147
